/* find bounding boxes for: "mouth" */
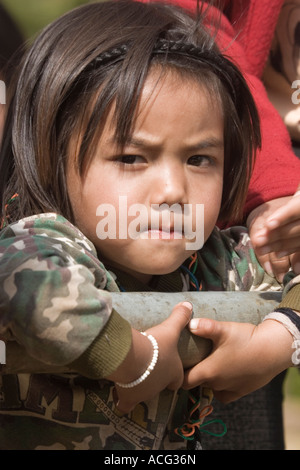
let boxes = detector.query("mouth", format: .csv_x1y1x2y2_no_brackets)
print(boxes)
139,226,183,240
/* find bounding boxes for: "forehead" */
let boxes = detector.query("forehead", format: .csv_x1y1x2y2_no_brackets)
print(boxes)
107,68,224,139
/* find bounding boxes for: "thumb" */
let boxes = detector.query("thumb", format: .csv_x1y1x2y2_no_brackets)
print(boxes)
162,301,194,335
189,317,223,342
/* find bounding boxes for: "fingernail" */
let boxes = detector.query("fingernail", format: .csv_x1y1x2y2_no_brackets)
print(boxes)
266,219,279,229
264,261,274,277
189,319,199,330
277,273,285,284
182,301,193,312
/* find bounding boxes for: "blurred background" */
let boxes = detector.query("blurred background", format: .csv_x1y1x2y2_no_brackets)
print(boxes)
1,0,87,40
0,0,299,450
283,368,300,449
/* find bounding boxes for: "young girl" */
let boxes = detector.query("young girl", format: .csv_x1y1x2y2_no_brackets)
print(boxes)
0,0,299,450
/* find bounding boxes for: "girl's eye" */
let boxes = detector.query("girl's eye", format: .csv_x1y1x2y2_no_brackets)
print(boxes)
117,155,145,165
188,155,214,167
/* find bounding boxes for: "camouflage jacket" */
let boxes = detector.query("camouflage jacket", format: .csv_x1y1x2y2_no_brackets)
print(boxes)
0,213,298,450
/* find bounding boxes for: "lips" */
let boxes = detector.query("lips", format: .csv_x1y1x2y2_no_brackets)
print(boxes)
129,207,191,240
139,225,183,239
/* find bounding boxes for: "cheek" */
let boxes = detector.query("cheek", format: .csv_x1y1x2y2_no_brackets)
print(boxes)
66,170,98,238
205,187,223,218
192,181,223,239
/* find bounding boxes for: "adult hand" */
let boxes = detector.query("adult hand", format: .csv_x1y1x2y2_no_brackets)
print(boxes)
247,188,300,282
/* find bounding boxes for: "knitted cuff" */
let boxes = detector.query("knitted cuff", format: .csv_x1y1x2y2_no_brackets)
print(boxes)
279,284,300,312
263,307,300,367
70,309,132,379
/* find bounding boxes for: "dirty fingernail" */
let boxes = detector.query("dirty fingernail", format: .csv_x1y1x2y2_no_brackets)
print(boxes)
182,301,193,311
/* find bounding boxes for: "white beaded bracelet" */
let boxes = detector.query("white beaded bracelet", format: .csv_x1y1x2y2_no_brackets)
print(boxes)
116,332,159,388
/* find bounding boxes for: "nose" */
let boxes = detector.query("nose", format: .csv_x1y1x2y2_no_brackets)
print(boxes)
150,161,188,206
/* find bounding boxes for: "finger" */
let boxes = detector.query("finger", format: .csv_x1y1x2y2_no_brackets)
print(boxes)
112,387,131,415
255,235,300,257
161,301,194,335
183,355,214,389
253,251,275,278
181,318,223,389
264,189,300,230
255,250,291,283
253,221,300,248
291,252,300,274
213,389,242,404
268,253,291,283
189,317,224,339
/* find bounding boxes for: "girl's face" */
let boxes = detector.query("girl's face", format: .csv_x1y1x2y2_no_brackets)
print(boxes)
67,70,224,283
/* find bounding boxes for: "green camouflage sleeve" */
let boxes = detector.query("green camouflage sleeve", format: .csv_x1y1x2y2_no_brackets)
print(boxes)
220,226,284,292
204,226,300,303
198,226,284,292
0,213,123,368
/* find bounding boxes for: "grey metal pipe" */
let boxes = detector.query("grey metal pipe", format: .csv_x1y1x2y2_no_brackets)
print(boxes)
112,291,282,368
1,291,281,374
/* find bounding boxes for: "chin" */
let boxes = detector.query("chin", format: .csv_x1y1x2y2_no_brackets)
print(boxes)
140,258,188,276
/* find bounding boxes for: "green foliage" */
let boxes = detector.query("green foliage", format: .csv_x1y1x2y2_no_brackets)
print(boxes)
1,0,89,39
285,368,300,398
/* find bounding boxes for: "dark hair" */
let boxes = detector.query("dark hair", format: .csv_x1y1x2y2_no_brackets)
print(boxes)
0,0,260,227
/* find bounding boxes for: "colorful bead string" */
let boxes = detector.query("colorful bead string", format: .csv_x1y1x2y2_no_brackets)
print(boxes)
180,253,202,291
0,193,19,230
175,391,227,441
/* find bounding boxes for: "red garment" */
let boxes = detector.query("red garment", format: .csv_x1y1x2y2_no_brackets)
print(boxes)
214,0,300,218
222,0,284,78
144,0,300,219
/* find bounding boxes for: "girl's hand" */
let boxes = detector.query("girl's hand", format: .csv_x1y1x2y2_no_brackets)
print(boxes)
248,187,300,283
183,317,294,404
108,301,193,414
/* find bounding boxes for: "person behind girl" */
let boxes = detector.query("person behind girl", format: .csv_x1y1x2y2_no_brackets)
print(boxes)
147,0,300,289
0,0,299,450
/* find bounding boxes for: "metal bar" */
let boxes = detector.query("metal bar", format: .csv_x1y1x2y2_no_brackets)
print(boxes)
112,291,282,368
1,291,281,374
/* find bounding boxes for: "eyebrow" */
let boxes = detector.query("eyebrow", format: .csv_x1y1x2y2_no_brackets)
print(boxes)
185,137,224,152
111,136,224,151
